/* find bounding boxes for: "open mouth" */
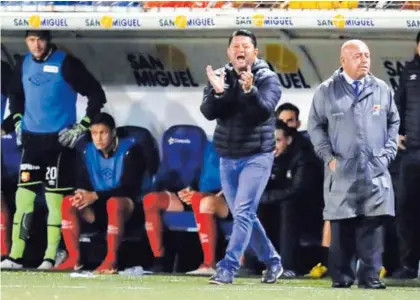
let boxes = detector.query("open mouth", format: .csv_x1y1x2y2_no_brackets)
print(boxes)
236,55,245,63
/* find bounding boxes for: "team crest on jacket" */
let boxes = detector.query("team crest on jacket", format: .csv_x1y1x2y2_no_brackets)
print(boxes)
373,104,381,115
21,171,30,182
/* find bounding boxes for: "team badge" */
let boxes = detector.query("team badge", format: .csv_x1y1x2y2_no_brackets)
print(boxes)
373,105,381,115
21,172,30,182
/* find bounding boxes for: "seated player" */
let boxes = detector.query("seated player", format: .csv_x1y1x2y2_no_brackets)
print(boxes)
143,189,198,272
182,190,229,276
55,113,146,273
186,142,230,275
143,142,229,274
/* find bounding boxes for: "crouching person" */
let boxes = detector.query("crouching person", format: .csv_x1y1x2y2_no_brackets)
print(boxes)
55,113,146,273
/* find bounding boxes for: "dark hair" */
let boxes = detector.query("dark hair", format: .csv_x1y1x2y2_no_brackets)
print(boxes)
90,112,116,131
228,29,257,48
275,119,297,137
25,30,51,42
275,102,300,120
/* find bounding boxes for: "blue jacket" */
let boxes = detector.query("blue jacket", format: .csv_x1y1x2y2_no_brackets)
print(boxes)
200,59,281,158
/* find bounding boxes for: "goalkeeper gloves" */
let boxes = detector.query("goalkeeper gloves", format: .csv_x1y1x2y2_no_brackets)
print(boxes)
13,114,22,147
58,116,90,149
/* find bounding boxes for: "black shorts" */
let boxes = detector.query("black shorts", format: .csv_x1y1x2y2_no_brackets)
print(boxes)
18,146,76,192
182,201,193,212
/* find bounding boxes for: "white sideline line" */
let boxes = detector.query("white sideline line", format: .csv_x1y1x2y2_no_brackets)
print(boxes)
0,284,325,291
2,284,418,292
2,284,150,290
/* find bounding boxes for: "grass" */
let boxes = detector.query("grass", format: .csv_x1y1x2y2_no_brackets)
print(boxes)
1,271,419,300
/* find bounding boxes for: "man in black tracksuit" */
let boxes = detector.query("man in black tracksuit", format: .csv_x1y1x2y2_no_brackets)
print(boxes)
258,120,323,277
393,32,420,279
1,30,106,270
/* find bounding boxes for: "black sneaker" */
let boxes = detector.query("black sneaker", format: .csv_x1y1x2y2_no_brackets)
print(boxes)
280,269,297,279
261,263,283,283
209,268,234,285
392,266,418,280
332,281,353,288
358,278,386,289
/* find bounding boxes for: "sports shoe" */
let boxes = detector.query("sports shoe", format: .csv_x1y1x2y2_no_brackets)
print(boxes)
392,266,418,280
54,249,68,267
186,264,216,276
54,256,83,271
94,260,117,274
306,263,328,279
261,263,283,283
38,259,55,270
209,268,234,285
280,269,297,278
0,258,23,269
379,266,387,279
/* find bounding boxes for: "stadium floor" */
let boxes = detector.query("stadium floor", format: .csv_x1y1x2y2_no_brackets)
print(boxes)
1,271,419,300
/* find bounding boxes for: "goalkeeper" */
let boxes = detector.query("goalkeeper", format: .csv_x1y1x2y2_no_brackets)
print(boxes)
1,30,106,270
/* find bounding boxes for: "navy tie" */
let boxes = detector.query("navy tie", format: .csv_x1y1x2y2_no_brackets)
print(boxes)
352,80,361,96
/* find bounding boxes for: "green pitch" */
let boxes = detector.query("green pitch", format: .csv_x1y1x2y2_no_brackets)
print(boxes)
1,271,419,300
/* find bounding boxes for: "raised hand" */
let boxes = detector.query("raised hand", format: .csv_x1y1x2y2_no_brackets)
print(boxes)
239,65,254,93
206,65,225,94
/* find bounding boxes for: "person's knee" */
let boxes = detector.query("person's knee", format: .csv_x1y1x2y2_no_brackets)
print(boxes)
61,195,82,223
62,195,74,212
235,208,256,222
61,196,74,227
199,196,216,214
143,193,160,212
106,197,124,215
15,187,36,211
190,192,207,212
143,192,169,212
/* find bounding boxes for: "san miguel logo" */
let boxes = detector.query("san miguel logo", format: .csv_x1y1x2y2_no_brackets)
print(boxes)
127,45,199,88
265,44,310,89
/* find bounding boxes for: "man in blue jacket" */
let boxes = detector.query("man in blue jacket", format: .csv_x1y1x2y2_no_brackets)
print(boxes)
1,30,106,270
200,29,283,284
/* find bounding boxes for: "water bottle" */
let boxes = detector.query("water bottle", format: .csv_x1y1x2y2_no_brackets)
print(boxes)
119,266,145,276
119,266,153,276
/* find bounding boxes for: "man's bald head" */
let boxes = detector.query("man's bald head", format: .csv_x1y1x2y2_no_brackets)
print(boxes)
340,39,370,80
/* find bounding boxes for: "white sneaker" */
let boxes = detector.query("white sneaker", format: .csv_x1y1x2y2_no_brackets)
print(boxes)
186,265,216,276
0,258,23,269
37,260,54,270
54,249,68,267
